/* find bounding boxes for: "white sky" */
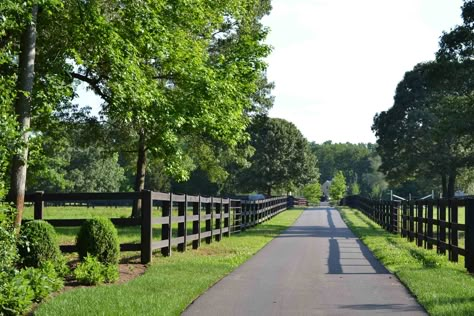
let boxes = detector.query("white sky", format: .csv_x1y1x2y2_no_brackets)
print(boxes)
263,0,464,144
77,0,464,144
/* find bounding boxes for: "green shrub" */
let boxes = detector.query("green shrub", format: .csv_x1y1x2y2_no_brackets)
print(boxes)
76,217,119,265
74,255,119,285
0,271,35,315
0,206,18,275
17,220,62,268
103,263,119,283
21,262,64,302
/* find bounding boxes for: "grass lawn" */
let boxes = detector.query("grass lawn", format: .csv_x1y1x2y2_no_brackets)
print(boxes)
35,208,303,316
340,206,474,316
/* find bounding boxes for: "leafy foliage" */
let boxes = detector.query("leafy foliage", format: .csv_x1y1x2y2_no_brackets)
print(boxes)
372,60,474,197
17,220,62,269
329,171,346,201
438,0,474,61
0,271,35,316
76,217,120,265
21,262,64,302
239,117,318,195
0,207,18,275
301,182,322,205
73,255,119,286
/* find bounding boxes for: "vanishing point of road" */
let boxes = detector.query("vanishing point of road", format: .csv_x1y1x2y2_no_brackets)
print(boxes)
182,203,426,315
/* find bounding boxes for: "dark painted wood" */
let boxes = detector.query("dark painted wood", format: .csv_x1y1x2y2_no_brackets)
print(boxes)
161,193,172,257
450,201,459,262
177,196,187,252
206,199,212,244
427,201,433,250
192,198,201,249
34,191,44,220
141,190,153,264
465,199,474,273
416,201,423,247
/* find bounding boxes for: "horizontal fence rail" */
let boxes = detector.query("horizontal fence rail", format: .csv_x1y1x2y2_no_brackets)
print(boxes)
344,195,474,273
21,191,289,263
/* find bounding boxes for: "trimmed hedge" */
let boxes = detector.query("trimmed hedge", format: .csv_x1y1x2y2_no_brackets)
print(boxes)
76,217,119,265
17,220,62,268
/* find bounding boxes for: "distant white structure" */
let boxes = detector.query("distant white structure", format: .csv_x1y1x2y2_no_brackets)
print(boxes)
455,190,465,197
322,180,331,199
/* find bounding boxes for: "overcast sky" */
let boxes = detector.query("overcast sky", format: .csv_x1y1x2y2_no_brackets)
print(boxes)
77,0,464,144
263,0,464,144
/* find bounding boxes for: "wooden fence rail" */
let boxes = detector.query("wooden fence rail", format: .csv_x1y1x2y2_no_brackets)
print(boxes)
23,191,288,263
344,195,474,273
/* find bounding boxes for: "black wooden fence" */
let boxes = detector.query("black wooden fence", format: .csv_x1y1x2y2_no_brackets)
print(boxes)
23,191,288,263
344,195,474,273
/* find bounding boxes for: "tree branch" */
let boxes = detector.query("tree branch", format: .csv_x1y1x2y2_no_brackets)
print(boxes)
70,72,111,103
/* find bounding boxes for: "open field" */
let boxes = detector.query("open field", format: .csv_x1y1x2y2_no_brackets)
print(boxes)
340,206,474,316
34,208,304,316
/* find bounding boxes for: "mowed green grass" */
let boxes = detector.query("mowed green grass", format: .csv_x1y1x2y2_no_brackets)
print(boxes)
340,207,474,316
35,208,303,316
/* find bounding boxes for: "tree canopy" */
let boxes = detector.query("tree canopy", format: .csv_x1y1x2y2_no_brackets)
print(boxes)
329,171,346,201
1,0,274,220
372,60,474,197
238,117,318,195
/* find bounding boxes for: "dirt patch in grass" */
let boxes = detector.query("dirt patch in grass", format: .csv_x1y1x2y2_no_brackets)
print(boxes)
62,261,147,291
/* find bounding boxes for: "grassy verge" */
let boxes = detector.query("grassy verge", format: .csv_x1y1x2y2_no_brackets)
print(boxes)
339,206,474,316
35,208,303,316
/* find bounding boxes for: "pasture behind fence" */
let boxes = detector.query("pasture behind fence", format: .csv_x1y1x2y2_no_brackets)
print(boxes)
23,191,288,263
344,195,474,273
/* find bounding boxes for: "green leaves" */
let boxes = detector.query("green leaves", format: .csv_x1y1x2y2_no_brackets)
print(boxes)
372,60,474,196
329,171,346,201
239,117,318,195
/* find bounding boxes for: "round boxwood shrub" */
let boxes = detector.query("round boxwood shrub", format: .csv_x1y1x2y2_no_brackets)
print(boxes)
17,220,62,268
76,217,119,265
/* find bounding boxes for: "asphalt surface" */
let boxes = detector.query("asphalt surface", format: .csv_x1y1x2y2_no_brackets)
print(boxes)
182,204,426,316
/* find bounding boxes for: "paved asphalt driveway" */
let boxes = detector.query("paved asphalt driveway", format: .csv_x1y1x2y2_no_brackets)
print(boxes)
182,204,426,315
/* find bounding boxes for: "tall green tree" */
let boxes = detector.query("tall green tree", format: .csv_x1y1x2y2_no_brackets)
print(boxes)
329,170,346,201
1,0,68,228
302,182,322,204
438,0,474,61
372,61,474,197
239,117,319,195
48,0,273,216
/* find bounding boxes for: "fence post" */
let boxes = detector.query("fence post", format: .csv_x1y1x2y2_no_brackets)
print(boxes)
391,201,400,233
161,193,172,257
416,201,423,247
427,200,434,250
177,196,187,252
224,200,230,237
192,197,201,249
438,199,447,255
206,198,212,244
215,198,222,242
465,199,474,273
409,201,415,242
450,200,459,262
34,191,44,220
141,190,153,264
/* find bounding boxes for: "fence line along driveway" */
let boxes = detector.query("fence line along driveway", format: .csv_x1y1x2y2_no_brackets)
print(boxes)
182,204,426,316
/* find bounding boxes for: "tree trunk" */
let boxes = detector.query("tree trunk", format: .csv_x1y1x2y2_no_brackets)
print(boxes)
11,5,38,231
447,172,456,199
131,131,147,218
266,186,271,197
441,174,447,198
